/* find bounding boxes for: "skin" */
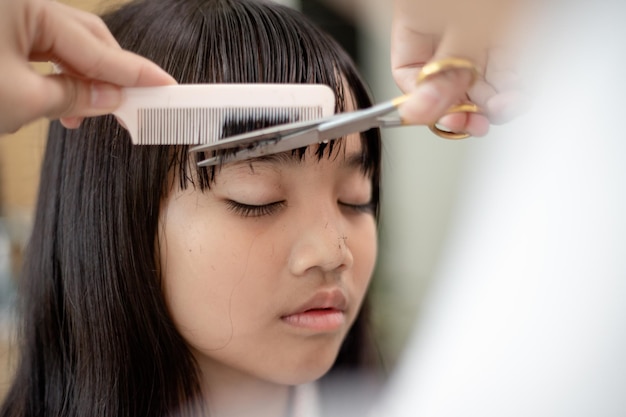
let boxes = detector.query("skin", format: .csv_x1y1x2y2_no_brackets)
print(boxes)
158,134,377,416
0,0,175,134
392,0,526,136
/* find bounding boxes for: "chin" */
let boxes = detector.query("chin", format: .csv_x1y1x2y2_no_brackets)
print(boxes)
268,351,339,386
272,368,333,386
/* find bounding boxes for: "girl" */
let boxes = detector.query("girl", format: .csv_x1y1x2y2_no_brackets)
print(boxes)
1,0,382,416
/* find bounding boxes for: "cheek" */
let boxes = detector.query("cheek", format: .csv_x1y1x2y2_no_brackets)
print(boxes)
350,217,378,300
157,197,263,349
157,192,294,356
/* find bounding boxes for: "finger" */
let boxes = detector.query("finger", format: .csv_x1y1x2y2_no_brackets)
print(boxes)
468,70,528,125
477,47,529,124
32,4,175,87
433,23,488,80
398,22,488,125
467,78,498,111
33,73,124,120
29,2,121,62
391,23,436,94
484,46,523,91
436,112,490,137
467,45,521,110
485,90,530,125
60,116,84,129
52,2,121,48
398,67,475,125
3,67,119,132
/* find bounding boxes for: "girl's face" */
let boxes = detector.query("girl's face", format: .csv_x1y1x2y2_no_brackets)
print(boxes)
158,134,377,386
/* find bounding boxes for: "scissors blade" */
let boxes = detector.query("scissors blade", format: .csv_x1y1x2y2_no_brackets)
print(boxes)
315,96,405,140
189,118,326,154
193,95,408,167
197,126,322,167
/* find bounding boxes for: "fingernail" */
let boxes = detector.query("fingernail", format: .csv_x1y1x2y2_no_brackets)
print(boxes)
399,83,445,124
60,116,83,129
91,82,122,109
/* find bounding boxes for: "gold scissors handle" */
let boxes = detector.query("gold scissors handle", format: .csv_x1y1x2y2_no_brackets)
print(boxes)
416,57,483,140
429,102,482,139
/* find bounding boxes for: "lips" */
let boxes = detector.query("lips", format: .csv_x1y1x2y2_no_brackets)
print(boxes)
281,288,348,331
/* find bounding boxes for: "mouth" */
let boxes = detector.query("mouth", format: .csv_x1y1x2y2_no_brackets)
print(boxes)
281,308,346,331
281,288,348,332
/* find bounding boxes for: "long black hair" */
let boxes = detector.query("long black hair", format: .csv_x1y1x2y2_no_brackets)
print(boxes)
1,1,382,416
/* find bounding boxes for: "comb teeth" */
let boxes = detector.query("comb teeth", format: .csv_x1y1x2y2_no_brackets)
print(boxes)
136,106,322,145
114,84,336,145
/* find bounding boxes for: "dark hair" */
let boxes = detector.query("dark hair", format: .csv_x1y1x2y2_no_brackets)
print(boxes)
1,0,382,416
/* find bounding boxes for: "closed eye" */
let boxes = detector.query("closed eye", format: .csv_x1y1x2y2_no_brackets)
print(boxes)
225,200,286,218
339,201,375,214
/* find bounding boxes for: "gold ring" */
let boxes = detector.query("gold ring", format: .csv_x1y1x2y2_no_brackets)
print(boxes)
428,102,481,140
417,57,481,88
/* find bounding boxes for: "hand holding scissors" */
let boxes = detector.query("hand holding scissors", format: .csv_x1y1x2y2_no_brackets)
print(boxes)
392,0,526,135
190,58,484,166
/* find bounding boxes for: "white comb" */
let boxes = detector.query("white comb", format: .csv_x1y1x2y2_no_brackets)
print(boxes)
112,84,336,145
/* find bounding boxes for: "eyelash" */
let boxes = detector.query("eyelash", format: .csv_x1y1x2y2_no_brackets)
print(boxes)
340,201,375,214
226,200,374,218
226,201,286,218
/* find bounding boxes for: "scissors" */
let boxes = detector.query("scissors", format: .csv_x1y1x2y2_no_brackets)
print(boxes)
190,58,482,167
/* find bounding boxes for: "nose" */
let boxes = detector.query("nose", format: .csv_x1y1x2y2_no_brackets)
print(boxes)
288,206,353,276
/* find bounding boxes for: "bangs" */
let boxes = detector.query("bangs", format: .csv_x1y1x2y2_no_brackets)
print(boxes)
100,0,381,210
175,133,376,193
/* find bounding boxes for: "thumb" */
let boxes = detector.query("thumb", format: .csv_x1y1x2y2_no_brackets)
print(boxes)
39,73,123,120
398,62,477,125
398,24,486,126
